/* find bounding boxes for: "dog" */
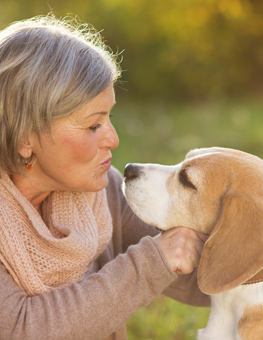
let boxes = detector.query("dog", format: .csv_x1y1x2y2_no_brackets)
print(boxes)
122,147,263,340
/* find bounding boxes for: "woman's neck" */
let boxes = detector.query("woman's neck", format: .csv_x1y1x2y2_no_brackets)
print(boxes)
10,172,51,217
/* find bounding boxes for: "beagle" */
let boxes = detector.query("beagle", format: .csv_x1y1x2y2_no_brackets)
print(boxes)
122,147,263,340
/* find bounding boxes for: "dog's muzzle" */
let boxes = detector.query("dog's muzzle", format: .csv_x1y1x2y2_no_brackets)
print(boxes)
124,163,143,181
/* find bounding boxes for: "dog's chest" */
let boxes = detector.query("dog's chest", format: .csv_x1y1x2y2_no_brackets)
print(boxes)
197,282,263,340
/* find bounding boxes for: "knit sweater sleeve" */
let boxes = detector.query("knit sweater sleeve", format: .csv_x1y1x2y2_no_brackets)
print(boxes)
0,236,177,340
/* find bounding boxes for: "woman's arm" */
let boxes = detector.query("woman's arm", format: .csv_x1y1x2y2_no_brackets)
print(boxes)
162,269,211,307
0,236,177,340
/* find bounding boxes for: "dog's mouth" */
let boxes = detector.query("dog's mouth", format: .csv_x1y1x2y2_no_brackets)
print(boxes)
155,226,164,232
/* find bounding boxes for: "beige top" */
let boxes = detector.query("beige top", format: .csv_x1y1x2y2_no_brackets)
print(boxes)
0,167,210,340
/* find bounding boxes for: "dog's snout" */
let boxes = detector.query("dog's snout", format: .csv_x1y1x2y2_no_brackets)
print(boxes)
124,163,143,180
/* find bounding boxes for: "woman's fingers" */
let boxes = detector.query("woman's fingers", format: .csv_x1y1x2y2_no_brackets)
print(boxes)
155,227,208,274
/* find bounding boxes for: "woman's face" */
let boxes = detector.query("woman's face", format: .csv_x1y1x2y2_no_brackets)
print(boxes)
31,86,119,192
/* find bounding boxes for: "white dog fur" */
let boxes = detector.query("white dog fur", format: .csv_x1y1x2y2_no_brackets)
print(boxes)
122,147,263,340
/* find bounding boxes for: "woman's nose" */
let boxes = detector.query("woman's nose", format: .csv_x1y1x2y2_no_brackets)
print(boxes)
104,122,119,150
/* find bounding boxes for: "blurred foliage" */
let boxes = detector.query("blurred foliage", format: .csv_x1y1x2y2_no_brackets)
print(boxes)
1,0,263,101
111,98,263,172
127,296,210,340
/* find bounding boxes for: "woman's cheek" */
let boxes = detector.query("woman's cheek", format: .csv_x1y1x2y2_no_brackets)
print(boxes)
61,131,98,163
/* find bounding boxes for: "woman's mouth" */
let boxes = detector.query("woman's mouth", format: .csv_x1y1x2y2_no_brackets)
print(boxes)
100,157,112,171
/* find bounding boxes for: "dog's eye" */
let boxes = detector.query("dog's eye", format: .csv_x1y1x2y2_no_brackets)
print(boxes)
179,169,197,191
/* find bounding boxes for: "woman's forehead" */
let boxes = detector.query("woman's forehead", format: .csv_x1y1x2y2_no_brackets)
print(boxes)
70,86,116,121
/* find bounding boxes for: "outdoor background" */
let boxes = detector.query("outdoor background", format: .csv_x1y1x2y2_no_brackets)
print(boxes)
1,0,263,338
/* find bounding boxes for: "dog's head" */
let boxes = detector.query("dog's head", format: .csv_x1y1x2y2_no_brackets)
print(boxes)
123,147,263,295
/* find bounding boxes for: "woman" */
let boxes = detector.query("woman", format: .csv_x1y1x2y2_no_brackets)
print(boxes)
0,16,210,339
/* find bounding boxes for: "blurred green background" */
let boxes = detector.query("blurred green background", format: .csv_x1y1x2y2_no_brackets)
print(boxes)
2,0,263,338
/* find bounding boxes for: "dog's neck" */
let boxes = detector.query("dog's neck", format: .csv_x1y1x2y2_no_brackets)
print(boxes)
243,268,263,285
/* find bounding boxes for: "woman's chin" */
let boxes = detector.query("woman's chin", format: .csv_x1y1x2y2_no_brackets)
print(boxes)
89,172,109,192
72,170,109,193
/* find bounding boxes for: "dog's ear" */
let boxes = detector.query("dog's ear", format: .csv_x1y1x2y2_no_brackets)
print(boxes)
198,193,263,295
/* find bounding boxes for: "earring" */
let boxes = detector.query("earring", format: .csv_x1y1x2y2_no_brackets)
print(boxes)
21,155,33,171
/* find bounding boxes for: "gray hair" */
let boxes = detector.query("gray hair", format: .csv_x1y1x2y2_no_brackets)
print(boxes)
0,15,121,175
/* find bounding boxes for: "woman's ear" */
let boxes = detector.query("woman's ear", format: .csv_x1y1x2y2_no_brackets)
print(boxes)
17,139,33,159
198,193,263,295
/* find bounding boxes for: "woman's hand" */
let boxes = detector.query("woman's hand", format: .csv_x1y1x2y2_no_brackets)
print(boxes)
154,227,209,274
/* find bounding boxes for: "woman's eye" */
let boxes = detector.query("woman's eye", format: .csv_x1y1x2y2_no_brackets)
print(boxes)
88,114,113,131
89,123,102,131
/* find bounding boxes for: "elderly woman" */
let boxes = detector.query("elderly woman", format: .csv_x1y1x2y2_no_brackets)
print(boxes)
0,16,210,340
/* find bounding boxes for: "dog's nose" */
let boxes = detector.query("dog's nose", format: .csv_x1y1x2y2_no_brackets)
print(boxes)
124,163,143,180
